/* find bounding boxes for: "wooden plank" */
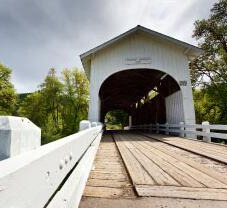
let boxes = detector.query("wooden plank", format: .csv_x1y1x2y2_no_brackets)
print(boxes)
131,148,179,186
142,140,227,186
136,185,227,201
120,134,179,186
91,169,123,174
138,140,227,188
93,166,123,171
151,134,227,156
89,172,126,180
83,134,135,198
83,186,123,198
94,161,122,166
129,139,205,188
163,137,227,157
87,179,130,188
135,134,227,188
114,134,154,185
146,133,227,164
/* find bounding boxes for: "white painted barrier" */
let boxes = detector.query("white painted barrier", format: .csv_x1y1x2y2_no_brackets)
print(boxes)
0,116,41,160
47,129,102,208
130,122,227,142
0,122,103,208
79,120,91,131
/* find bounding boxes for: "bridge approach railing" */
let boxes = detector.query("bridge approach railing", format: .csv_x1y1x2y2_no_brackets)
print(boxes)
0,120,103,208
130,122,227,143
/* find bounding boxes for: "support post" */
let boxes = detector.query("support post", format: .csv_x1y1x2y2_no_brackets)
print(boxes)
129,116,132,128
91,122,97,127
179,122,185,138
165,123,169,135
0,116,41,160
156,123,159,134
149,124,152,133
202,121,211,142
79,120,91,131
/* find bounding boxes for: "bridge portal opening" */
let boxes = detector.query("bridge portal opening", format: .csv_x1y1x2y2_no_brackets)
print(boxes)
105,109,129,130
99,69,183,126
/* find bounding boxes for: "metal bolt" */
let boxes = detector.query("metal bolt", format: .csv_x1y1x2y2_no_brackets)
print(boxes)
64,156,69,164
59,160,64,169
45,171,50,182
69,152,73,160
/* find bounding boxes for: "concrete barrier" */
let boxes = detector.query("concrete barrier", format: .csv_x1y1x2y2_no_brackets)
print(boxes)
91,122,97,127
79,120,91,131
0,116,41,160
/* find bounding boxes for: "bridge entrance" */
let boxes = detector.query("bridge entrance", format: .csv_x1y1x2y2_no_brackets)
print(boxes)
80,25,202,125
99,68,182,126
104,109,129,130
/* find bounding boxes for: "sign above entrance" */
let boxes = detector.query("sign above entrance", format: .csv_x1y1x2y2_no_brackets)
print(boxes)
125,57,152,65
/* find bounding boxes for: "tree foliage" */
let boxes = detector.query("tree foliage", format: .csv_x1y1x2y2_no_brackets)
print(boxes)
191,0,227,124
105,110,129,130
0,62,17,115
18,68,89,144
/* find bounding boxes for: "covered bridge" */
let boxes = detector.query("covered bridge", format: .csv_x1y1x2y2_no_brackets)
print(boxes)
80,25,202,126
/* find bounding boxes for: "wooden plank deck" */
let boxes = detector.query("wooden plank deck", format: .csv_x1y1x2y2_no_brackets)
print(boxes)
82,131,227,202
113,132,227,200
143,133,227,164
83,134,135,198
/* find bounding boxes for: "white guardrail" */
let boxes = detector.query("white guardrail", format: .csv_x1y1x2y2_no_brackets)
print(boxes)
130,122,227,142
0,121,103,208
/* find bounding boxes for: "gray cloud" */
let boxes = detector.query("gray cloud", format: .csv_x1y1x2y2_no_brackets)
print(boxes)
0,0,217,92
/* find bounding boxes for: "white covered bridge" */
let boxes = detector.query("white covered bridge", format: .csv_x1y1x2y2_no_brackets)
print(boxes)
1,26,227,208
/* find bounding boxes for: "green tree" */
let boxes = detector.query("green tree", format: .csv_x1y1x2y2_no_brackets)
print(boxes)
40,68,63,139
0,62,17,115
18,92,45,127
61,68,89,135
18,68,89,144
190,0,227,124
191,0,227,86
105,110,129,130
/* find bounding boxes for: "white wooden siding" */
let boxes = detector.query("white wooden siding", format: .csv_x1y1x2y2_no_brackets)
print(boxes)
88,32,195,124
165,91,184,124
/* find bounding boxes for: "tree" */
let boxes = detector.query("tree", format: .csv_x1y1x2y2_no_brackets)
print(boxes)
18,68,89,144
0,62,17,115
61,68,89,135
190,0,227,124
105,110,129,130
191,0,227,86
18,92,45,127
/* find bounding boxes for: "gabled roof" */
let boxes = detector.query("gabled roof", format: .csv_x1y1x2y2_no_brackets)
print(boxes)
80,25,202,78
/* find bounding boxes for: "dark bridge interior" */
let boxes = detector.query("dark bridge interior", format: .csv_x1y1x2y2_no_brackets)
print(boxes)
99,69,180,125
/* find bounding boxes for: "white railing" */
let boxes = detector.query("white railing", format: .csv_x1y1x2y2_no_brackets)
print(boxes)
130,122,227,142
0,122,103,208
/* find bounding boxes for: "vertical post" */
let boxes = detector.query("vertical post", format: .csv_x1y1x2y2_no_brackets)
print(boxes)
0,116,41,160
179,122,185,138
156,123,159,134
79,120,91,131
202,121,211,142
165,122,169,135
91,122,97,127
129,116,132,128
149,123,152,133
143,124,146,132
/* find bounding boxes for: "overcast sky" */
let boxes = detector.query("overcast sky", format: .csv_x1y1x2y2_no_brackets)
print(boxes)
0,0,217,93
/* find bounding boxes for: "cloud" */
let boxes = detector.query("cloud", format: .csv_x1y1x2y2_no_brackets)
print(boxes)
0,0,217,92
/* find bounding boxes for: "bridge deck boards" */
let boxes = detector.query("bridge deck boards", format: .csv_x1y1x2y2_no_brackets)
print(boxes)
113,132,227,200
144,133,227,164
82,131,227,201
82,134,135,198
